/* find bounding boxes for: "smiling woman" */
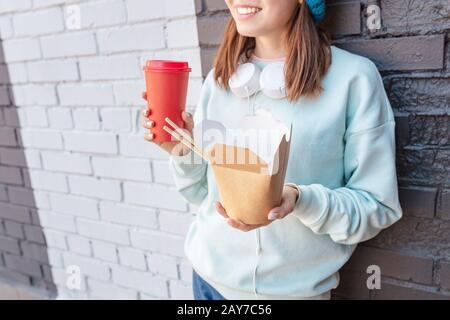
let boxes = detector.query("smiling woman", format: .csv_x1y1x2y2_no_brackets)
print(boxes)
216,0,331,100
161,0,403,301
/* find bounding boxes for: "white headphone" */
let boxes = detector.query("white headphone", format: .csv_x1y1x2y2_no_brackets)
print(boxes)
228,61,287,100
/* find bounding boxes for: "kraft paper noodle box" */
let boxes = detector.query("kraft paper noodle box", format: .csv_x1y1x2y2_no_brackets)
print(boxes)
194,108,292,225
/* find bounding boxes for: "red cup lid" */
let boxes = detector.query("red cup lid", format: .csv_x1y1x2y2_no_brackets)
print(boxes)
144,60,191,72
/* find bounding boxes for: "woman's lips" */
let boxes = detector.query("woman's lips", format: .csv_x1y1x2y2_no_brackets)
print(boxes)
235,6,262,21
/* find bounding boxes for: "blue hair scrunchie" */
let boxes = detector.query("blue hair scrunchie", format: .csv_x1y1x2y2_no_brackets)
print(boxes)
305,0,326,23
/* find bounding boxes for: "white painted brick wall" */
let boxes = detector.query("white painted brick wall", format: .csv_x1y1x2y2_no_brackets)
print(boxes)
88,278,138,299
117,247,147,270
0,0,32,14
96,24,165,53
78,0,126,29
99,202,158,229
66,234,91,256
23,107,49,127
41,32,97,58
50,193,99,219
41,152,91,175
91,240,118,263
47,108,73,129
39,210,77,233
112,265,168,298
166,18,199,48
43,230,67,250
20,129,64,150
6,63,28,83
77,218,130,245
13,8,64,37
11,85,57,106
58,84,115,106
0,0,205,300
28,60,79,83
147,253,179,279
63,132,117,154
68,175,122,201
92,157,152,182
73,108,100,130
79,55,141,81
2,39,41,62
100,108,132,132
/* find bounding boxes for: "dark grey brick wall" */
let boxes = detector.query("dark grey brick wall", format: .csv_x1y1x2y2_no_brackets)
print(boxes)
197,0,450,299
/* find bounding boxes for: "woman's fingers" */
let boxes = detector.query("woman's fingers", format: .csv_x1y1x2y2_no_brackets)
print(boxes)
214,201,228,218
142,119,154,129
143,132,154,141
215,201,268,231
141,111,155,141
142,107,151,117
268,206,287,220
141,108,191,135
268,199,291,220
267,187,297,220
182,111,194,132
227,218,265,232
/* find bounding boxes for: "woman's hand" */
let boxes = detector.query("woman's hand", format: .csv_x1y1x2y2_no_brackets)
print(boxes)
141,92,193,156
215,185,300,232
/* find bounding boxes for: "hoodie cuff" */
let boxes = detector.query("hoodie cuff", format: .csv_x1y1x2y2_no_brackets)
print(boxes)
169,150,205,175
291,184,328,228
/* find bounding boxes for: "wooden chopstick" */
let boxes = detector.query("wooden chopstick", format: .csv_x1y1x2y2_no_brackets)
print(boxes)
163,125,205,159
164,117,200,150
163,125,206,160
164,117,205,158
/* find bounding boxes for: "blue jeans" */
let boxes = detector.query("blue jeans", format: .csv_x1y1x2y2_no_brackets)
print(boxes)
192,270,226,300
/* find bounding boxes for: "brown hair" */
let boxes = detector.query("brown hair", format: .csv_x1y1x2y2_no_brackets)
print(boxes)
214,1,331,101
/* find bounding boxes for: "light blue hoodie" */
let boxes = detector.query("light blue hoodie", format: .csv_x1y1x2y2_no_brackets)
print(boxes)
168,46,403,299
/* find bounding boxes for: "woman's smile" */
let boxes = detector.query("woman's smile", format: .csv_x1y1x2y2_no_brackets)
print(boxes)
234,4,263,21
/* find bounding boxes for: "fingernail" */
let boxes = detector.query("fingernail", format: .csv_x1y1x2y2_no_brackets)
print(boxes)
146,132,153,140
146,120,153,128
268,212,278,220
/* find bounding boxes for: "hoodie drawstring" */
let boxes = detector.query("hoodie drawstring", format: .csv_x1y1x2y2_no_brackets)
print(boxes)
252,228,262,297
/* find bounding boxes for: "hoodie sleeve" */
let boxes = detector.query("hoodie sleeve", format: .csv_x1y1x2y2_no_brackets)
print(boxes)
167,73,212,206
291,59,403,245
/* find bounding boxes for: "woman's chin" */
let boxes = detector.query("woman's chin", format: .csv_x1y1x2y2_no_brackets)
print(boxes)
235,27,262,38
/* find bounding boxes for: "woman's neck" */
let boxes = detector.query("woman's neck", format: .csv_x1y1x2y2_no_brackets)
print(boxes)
253,31,287,60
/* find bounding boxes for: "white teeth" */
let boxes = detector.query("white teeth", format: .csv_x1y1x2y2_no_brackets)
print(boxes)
237,7,261,14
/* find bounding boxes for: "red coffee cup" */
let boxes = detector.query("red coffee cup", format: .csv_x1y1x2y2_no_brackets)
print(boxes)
143,60,191,142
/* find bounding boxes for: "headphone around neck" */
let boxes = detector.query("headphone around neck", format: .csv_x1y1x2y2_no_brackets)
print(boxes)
228,61,287,100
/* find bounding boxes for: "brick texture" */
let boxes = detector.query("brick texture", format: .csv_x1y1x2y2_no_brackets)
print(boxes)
0,0,449,301
0,0,202,300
